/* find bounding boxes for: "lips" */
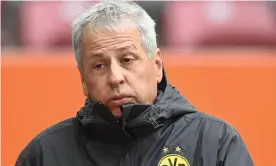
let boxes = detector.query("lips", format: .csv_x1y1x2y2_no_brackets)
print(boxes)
109,96,131,106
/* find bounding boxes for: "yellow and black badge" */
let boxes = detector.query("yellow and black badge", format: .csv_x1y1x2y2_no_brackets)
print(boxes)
158,146,190,166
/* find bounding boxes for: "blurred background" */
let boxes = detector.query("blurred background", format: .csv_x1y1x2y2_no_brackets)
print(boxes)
2,1,276,49
2,1,276,166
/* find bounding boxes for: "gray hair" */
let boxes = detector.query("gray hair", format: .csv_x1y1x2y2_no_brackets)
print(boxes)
72,1,157,69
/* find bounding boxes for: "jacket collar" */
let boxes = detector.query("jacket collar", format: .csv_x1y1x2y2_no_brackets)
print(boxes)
76,68,197,142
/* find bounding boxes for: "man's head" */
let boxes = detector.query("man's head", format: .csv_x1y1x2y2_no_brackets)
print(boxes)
72,1,163,117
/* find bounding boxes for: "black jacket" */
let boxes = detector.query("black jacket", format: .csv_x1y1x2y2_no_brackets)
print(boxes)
16,69,254,166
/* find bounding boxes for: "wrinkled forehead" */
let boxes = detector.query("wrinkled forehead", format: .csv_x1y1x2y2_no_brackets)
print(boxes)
81,23,143,51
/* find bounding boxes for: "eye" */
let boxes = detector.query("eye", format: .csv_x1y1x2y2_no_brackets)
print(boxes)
122,57,132,63
94,63,105,69
121,54,136,64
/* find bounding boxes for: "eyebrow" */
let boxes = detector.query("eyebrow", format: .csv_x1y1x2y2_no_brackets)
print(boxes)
88,44,137,59
88,52,105,59
115,45,137,52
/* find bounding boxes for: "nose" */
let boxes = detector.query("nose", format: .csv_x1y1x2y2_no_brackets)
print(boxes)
108,62,125,87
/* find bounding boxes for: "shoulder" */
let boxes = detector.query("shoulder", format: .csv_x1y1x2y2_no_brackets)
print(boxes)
171,113,254,165
195,112,238,134
17,118,77,164
178,112,240,141
186,113,254,165
172,112,246,155
34,118,76,140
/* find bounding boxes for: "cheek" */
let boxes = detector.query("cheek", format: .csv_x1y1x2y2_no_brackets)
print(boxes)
128,65,157,98
85,75,109,101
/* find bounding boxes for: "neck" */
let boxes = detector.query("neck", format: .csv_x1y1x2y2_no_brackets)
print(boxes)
77,102,163,143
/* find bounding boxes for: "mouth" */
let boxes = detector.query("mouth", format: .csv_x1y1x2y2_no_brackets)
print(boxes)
109,95,131,106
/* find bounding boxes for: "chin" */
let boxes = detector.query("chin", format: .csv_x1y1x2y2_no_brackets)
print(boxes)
112,111,122,118
110,107,122,117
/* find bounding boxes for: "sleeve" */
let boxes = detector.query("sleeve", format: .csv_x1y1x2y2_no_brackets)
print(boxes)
15,139,42,166
15,156,29,166
217,129,255,166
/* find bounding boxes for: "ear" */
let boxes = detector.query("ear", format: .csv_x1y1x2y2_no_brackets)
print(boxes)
154,48,163,83
78,66,88,96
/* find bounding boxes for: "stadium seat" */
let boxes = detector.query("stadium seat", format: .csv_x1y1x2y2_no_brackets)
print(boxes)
162,1,276,48
19,1,98,48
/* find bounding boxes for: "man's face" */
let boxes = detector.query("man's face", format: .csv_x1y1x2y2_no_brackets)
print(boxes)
79,25,163,117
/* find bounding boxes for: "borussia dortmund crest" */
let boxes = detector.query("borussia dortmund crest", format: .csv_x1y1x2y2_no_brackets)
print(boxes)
158,145,190,166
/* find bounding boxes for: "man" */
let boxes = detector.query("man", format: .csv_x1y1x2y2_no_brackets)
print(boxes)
16,1,254,166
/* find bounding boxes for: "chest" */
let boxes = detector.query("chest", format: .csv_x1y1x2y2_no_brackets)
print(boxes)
119,130,193,166
82,128,197,166
42,122,219,166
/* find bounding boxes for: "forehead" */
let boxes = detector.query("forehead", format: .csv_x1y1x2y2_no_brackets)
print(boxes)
81,24,142,50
